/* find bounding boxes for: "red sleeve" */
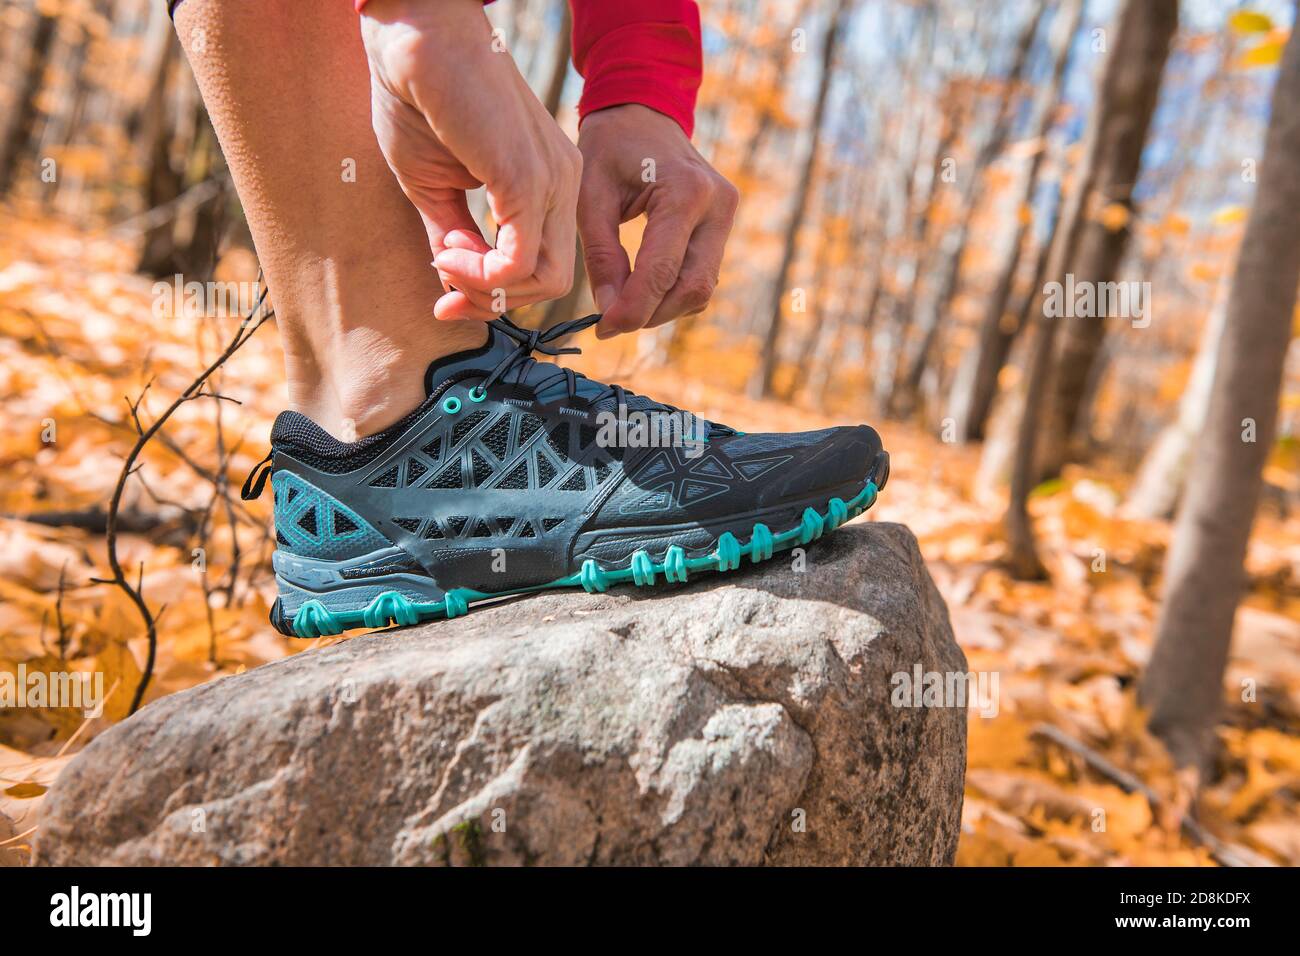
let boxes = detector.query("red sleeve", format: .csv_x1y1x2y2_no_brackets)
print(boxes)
356,0,702,138
570,0,702,138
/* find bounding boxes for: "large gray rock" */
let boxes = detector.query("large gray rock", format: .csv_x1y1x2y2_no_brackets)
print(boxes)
35,523,966,866
0,810,26,867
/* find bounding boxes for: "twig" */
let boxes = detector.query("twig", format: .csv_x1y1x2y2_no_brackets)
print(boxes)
0,825,38,848
25,309,266,530
99,284,271,715
55,562,70,663
207,347,244,608
8,507,181,535
109,175,229,236
1030,723,1275,868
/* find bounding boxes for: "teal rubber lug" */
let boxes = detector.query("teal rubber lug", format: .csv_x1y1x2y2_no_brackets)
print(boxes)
293,600,342,638
663,545,688,583
442,589,470,618
631,550,656,587
364,591,418,628
799,507,825,544
749,523,774,563
715,531,742,571
580,558,608,593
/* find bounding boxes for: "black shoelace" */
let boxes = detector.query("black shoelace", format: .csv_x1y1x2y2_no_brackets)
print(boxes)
481,313,673,415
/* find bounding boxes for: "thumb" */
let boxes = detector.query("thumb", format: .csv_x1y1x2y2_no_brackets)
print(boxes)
577,180,631,314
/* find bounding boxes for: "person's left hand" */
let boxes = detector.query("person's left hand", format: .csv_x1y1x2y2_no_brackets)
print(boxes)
577,104,739,338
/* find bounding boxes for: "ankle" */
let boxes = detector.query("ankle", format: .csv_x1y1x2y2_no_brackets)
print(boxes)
286,320,487,440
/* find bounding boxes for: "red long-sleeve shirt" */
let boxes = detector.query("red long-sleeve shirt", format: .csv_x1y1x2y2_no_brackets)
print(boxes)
357,0,702,137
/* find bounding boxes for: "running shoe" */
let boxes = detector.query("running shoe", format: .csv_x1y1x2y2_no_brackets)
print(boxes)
242,314,890,637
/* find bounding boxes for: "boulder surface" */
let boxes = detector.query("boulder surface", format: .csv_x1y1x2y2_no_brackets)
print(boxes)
36,522,967,866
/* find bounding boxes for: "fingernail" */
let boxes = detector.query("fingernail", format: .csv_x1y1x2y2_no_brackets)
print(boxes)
594,285,616,313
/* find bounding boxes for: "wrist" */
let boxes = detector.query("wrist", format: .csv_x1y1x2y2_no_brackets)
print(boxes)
362,0,499,103
580,103,688,145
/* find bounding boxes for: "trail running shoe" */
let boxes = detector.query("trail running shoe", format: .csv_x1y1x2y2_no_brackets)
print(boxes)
243,314,889,637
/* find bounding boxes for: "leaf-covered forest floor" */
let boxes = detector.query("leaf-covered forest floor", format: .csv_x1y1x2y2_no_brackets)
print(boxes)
2,214,1298,867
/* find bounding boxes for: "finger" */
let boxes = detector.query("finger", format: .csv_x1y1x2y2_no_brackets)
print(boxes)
577,176,631,315
430,222,497,318
646,200,736,328
431,198,546,293
443,228,492,254
531,186,579,303
437,187,577,306
435,277,550,315
599,200,695,338
435,289,499,322
432,248,553,307
439,184,547,292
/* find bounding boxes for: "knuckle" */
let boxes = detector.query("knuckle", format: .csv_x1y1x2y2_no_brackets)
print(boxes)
566,144,584,178
679,275,716,311
538,269,572,301
644,257,682,294
551,143,583,193
679,168,714,206
582,243,624,276
715,178,740,215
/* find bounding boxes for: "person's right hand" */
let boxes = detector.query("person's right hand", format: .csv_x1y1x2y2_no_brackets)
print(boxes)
360,0,582,321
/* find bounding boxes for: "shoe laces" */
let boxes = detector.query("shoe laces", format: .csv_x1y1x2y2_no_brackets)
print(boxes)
479,313,672,415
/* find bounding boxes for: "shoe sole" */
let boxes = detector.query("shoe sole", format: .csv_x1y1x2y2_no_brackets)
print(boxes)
278,458,887,639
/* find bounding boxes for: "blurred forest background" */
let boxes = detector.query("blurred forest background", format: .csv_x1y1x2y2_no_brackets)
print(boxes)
2,0,1300,867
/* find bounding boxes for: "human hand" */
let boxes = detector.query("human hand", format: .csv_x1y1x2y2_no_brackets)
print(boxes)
577,104,738,338
361,0,582,320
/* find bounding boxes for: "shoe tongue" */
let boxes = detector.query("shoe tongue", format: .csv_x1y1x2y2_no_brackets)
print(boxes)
420,320,725,432
423,321,607,405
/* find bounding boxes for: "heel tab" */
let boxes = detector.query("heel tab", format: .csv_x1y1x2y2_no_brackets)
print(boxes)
241,449,274,501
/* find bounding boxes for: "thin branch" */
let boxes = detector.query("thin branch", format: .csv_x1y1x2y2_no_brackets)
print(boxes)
1030,723,1275,868
55,561,70,663
100,284,271,715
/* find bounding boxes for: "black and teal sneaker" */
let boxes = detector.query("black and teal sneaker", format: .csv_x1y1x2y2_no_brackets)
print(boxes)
243,314,889,637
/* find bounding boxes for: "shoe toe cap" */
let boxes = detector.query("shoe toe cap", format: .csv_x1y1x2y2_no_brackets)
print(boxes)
720,424,884,504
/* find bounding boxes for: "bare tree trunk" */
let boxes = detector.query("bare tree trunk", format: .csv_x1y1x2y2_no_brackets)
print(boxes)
853,3,936,412
870,97,956,414
136,16,185,276
949,0,1085,441
972,187,1065,493
1003,0,1177,579
1124,275,1229,519
1142,20,1300,774
795,172,847,380
893,1,1046,418
733,0,814,183
1035,0,1179,478
0,9,56,194
36,12,91,209
749,0,851,399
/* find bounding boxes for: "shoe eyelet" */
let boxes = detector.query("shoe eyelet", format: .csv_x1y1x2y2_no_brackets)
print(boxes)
468,385,487,403
442,396,462,414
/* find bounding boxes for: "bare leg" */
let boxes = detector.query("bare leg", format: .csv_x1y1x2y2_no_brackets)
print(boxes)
173,0,485,439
